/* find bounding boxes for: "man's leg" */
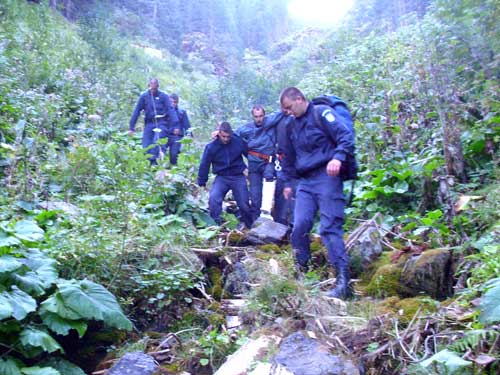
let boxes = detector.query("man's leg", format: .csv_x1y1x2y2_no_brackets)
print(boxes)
230,175,253,228
290,180,317,267
209,176,230,225
248,164,263,222
168,136,182,165
142,122,158,164
316,174,351,299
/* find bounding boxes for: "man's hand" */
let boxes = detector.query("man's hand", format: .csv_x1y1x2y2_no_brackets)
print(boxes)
283,187,293,200
210,130,218,140
326,159,342,177
128,129,134,136
173,128,181,136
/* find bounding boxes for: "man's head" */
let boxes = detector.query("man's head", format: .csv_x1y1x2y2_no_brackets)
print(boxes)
280,87,308,118
251,105,266,126
148,78,159,95
218,122,233,144
170,93,179,108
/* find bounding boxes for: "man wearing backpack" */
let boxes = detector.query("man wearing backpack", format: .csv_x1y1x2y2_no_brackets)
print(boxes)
279,87,356,299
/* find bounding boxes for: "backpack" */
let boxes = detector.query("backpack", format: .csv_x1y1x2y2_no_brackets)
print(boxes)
311,95,358,181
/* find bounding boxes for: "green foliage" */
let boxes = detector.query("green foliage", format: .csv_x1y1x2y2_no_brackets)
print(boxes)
479,278,500,324
413,349,473,375
0,219,132,374
197,329,247,370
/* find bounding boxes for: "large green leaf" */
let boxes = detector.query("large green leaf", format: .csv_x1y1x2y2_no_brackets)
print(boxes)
19,327,63,354
0,255,23,273
0,294,14,319
13,220,45,242
21,250,58,288
21,367,61,375
479,278,500,324
40,293,84,321
40,310,88,338
56,279,132,330
12,271,46,296
0,357,22,375
2,286,37,320
40,359,86,375
0,232,21,248
420,349,472,374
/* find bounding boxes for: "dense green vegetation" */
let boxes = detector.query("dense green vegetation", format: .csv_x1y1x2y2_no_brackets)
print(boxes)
0,0,498,374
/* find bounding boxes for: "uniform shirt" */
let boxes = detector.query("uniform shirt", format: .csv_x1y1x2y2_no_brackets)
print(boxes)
197,136,248,186
129,89,179,131
281,102,355,182
173,107,191,136
235,112,282,163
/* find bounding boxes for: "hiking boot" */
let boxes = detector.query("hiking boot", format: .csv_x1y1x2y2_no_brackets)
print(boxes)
325,264,353,300
293,263,309,280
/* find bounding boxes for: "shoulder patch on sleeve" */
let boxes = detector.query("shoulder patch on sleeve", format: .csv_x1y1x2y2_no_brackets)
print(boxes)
322,109,336,123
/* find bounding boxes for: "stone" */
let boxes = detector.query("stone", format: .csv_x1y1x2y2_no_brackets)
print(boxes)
346,214,384,276
107,352,159,375
400,248,453,300
246,218,289,245
273,332,359,375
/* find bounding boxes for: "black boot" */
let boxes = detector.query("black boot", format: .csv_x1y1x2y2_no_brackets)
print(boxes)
326,264,352,299
293,263,309,280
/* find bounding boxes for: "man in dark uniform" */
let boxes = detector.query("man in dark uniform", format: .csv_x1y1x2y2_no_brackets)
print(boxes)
273,113,297,226
235,106,281,222
168,93,192,165
129,78,179,164
197,122,253,229
280,87,355,299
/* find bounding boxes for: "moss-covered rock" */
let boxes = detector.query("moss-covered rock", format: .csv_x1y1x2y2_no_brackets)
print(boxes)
365,264,404,298
400,249,453,300
208,266,223,300
258,243,282,253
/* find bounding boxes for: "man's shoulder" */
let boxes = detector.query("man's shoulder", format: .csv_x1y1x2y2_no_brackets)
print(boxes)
311,104,336,124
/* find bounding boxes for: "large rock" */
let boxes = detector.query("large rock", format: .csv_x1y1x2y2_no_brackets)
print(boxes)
107,352,159,375
273,332,360,375
246,218,289,245
400,249,453,300
346,214,383,276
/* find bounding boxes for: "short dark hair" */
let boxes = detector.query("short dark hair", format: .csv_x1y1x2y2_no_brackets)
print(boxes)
218,121,233,134
149,78,159,85
280,87,305,104
251,105,265,116
170,93,179,101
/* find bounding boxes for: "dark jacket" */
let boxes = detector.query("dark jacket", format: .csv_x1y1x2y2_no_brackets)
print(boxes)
129,89,179,131
281,103,355,182
197,136,248,186
172,107,191,136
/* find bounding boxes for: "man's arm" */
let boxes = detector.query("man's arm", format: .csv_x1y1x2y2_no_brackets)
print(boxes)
318,107,355,177
129,94,145,132
197,145,213,187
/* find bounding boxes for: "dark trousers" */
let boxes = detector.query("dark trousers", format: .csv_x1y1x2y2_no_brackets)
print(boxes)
273,172,297,226
248,161,275,221
291,170,349,269
209,174,253,228
167,135,183,165
142,121,168,164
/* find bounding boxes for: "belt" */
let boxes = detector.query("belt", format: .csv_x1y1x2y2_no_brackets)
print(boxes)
248,150,271,163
